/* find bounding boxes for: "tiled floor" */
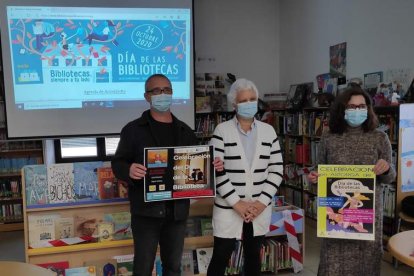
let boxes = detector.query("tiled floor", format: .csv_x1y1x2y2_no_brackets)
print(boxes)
279,221,414,276
0,223,413,275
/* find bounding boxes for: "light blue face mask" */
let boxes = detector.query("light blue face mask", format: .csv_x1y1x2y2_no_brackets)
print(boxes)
151,93,172,112
237,101,258,119
344,109,368,127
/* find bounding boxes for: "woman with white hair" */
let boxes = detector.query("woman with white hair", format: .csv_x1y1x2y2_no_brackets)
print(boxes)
207,78,284,276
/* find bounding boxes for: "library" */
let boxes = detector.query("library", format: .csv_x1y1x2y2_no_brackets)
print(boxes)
1,0,414,275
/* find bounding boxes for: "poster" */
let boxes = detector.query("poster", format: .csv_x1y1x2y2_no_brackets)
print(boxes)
400,104,414,192
317,165,376,241
144,145,215,202
329,42,346,77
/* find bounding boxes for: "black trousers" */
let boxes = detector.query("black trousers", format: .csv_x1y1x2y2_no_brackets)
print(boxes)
207,222,265,276
131,214,186,276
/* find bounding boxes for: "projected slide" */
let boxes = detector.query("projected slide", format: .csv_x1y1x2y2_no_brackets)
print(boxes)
7,6,191,110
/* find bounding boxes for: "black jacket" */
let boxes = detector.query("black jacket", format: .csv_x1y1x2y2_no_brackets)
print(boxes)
111,110,197,219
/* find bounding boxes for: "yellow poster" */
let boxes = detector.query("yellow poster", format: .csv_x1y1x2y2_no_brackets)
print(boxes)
317,165,376,241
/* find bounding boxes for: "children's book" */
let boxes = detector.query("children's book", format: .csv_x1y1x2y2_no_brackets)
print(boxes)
48,163,75,204
117,179,128,198
113,254,134,276
181,250,194,275
37,261,69,276
28,214,60,248
97,167,116,199
195,247,213,274
84,259,117,276
103,212,132,240
24,165,49,206
317,164,376,241
73,162,103,201
200,217,213,236
55,217,75,239
65,266,97,276
97,222,114,242
74,213,102,237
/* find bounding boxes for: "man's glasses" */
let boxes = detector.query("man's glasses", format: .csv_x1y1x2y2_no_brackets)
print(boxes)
346,104,367,110
146,87,173,95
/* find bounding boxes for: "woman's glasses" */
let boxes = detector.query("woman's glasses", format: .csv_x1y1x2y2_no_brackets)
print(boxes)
346,104,367,110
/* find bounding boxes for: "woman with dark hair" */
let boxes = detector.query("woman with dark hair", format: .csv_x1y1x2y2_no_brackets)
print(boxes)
307,86,396,275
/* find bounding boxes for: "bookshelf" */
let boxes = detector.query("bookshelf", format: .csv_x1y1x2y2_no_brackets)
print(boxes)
0,136,44,232
194,111,234,142
20,162,215,273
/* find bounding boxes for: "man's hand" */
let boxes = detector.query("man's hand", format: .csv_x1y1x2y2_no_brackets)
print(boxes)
129,163,147,180
307,171,319,184
212,157,224,172
373,159,390,175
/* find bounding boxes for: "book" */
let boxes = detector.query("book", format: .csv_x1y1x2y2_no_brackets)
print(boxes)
210,94,227,112
181,250,194,276
37,261,69,276
97,167,117,199
117,179,128,198
28,214,60,248
74,213,102,237
317,164,376,240
200,217,213,236
97,222,114,242
84,259,117,276
195,247,213,274
185,216,201,237
113,254,134,276
73,162,103,201
55,217,75,239
103,212,132,240
65,266,97,276
48,163,75,204
24,165,49,206
195,96,212,113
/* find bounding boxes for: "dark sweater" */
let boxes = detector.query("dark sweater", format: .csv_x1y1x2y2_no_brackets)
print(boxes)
111,110,197,219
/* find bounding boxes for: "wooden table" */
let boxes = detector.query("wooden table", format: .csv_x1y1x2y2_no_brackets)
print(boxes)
0,261,55,276
387,230,414,268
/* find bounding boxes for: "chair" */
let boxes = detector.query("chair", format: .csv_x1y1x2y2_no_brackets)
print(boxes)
393,212,414,268
0,261,55,276
397,211,414,233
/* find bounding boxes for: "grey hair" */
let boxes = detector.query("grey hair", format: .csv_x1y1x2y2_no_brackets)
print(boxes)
227,78,259,106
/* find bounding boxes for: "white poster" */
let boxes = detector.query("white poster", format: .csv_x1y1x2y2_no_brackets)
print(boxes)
400,104,414,192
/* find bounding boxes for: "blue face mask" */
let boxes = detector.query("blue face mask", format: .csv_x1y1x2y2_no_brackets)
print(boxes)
237,101,258,119
151,93,172,112
344,109,368,127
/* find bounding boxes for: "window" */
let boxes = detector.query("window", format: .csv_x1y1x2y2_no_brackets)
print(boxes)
105,137,120,156
60,138,97,158
54,136,120,163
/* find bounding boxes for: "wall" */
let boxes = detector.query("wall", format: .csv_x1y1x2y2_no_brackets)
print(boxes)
279,0,414,91
194,0,280,97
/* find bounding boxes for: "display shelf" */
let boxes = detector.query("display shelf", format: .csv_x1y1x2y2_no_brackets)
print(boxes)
0,222,24,231
0,172,22,177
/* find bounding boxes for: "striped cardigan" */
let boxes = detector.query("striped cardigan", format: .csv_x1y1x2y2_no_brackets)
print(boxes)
209,117,283,238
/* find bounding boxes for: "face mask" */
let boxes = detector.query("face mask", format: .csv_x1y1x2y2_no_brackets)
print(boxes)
237,101,258,119
344,109,368,127
151,93,172,112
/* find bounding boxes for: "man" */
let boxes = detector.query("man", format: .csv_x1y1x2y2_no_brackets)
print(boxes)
112,74,222,276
